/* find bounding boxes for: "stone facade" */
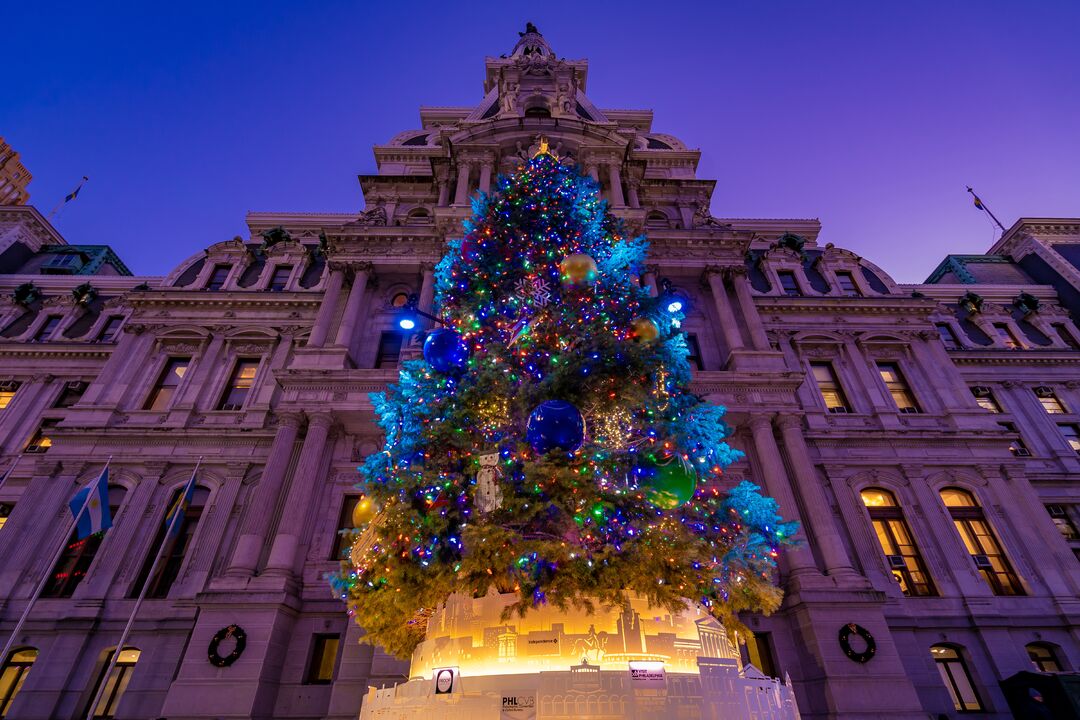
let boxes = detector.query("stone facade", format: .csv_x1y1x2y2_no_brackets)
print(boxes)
1,27,1078,720
0,138,32,207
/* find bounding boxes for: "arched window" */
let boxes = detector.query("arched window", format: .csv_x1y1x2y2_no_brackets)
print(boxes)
405,208,431,225
390,292,411,309
930,644,983,712
1027,642,1063,672
44,485,127,598
940,487,1023,596
524,106,551,118
87,647,140,720
131,486,210,598
860,488,935,596
646,211,669,228
0,647,38,717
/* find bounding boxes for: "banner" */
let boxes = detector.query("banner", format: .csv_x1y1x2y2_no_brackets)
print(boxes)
629,661,667,690
501,694,536,719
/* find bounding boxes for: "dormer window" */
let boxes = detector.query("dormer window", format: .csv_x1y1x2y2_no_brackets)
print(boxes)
33,316,62,342
206,265,230,291
269,266,292,292
777,271,800,297
835,271,860,297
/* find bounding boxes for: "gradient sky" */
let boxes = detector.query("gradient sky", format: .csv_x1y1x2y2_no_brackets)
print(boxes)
6,1,1079,282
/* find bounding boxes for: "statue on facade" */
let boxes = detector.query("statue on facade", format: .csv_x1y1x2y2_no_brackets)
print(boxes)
355,203,388,227
692,197,730,228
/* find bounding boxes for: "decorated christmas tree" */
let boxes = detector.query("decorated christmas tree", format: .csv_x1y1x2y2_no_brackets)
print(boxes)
331,143,797,658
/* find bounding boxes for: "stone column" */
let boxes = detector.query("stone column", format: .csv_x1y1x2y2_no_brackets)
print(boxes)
226,412,304,576
703,267,744,354
746,415,817,575
478,161,493,194
730,267,770,350
334,263,373,348
308,264,346,348
263,413,334,576
586,163,599,182
417,263,436,329
626,177,641,209
775,414,856,577
435,167,451,207
641,267,659,298
607,163,625,207
0,459,70,594
183,462,248,592
453,162,472,206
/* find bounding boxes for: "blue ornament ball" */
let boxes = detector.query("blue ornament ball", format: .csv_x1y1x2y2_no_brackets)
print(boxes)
526,400,585,455
423,329,470,374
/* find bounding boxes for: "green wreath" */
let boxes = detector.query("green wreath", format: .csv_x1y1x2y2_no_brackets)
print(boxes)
208,624,247,667
838,623,876,663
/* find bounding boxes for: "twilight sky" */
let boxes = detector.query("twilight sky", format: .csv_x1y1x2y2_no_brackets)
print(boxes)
5,1,1079,282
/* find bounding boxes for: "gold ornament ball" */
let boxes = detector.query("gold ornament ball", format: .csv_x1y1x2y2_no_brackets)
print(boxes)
351,495,379,526
632,317,660,343
560,253,598,286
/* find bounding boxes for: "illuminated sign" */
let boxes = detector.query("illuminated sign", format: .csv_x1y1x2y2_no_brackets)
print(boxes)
629,661,667,689
433,667,457,695
501,694,536,719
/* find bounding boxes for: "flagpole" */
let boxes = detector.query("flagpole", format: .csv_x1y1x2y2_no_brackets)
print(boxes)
84,457,201,720
0,456,112,669
966,186,1007,233
47,176,89,221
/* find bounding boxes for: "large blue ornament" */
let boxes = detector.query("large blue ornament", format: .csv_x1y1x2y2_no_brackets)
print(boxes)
526,400,585,455
423,329,469,374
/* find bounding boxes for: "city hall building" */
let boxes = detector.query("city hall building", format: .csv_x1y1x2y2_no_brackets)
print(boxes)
1,27,1078,720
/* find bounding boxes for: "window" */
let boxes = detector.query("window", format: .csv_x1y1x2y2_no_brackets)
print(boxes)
97,316,124,343
940,488,1023,596
1027,643,1062,672
87,648,140,720
331,496,360,560
375,332,402,369
646,211,668,228
1034,386,1066,414
524,106,551,118
931,645,983,712
32,316,61,342
44,485,126,598
835,271,860,297
686,334,703,371
269,265,292,292
143,357,190,412
739,632,778,677
55,381,87,409
24,419,59,453
776,271,800,296
860,488,936,596
936,323,961,350
1059,424,1080,454
206,264,231,291
131,486,209,599
1047,505,1079,540
998,422,1031,457
969,386,1000,413
0,381,21,409
810,362,851,413
218,358,259,411
993,322,1021,349
876,362,920,413
0,503,11,532
1053,323,1080,350
305,634,340,684
390,292,410,308
0,648,38,717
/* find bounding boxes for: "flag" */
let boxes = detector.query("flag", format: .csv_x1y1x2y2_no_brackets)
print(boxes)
64,177,88,203
973,195,984,210
164,470,197,537
69,467,111,540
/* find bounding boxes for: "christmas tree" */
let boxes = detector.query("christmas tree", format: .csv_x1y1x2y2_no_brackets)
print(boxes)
331,145,797,658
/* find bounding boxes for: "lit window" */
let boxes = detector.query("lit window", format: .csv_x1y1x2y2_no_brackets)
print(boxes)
375,332,402,369
877,362,920,413
33,316,62,342
1026,643,1062,672
940,488,1023,596
998,422,1030,457
835,271,860,297
45,485,126,598
305,634,340,684
936,323,961,350
1053,323,1080,350
218,358,259,411
0,647,38,716
132,486,208,599
0,381,21,410
1034,386,1066,414
1059,424,1080,454
97,316,124,343
331,496,360,560
24,419,59,454
87,648,140,720
969,386,1000,413
776,271,800,296
269,265,292,292
1047,505,1079,540
740,632,778,678
810,362,850,413
0,503,11,532
143,358,190,412
686,334,703,371
206,264,230,291
860,489,935,596
931,645,983,712
993,322,1021,349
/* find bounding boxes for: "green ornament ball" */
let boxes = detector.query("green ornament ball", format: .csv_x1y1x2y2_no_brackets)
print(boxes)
638,461,698,509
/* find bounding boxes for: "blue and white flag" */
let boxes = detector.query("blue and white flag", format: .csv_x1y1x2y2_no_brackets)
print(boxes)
69,467,112,540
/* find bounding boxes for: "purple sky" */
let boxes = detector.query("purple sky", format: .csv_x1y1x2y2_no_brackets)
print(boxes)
6,1,1079,282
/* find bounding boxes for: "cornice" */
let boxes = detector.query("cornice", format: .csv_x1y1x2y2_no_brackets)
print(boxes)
125,292,322,308
947,350,1080,366
0,344,113,360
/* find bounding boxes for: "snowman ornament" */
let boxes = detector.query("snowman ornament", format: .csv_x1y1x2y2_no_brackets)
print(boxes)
475,452,504,514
